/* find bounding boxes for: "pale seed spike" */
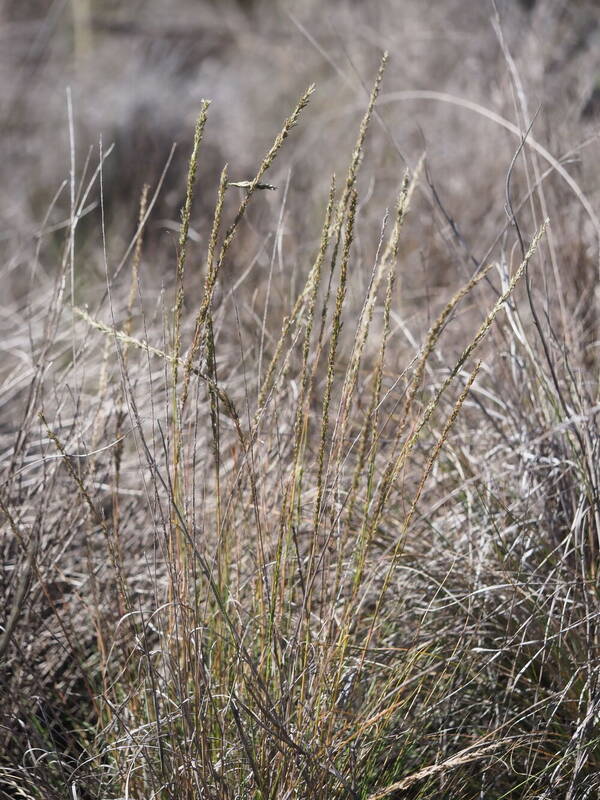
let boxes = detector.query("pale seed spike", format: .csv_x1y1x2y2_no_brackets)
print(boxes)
172,100,211,388
215,84,315,275
181,164,229,416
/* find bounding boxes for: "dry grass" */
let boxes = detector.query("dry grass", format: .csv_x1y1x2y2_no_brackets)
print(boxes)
1,2,600,799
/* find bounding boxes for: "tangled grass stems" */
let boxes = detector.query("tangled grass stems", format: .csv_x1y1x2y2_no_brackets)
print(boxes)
3,40,600,800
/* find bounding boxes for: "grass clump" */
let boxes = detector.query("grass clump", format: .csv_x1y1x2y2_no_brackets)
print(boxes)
1,51,599,800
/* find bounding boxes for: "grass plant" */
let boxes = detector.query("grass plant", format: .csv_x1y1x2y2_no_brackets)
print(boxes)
1,27,600,800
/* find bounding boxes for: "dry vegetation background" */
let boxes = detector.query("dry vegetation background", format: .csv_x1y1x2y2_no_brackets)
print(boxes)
1,1,600,798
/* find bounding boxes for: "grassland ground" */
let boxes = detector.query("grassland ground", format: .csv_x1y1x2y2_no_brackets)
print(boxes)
1,2,600,798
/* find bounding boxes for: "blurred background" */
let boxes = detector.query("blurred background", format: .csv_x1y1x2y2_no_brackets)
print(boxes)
2,0,599,313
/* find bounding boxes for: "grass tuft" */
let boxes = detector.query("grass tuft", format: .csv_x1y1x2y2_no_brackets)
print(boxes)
2,36,599,800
